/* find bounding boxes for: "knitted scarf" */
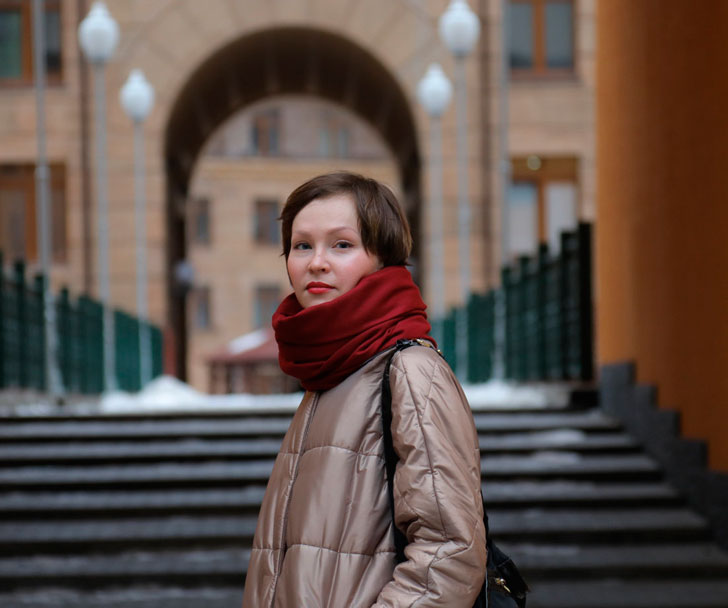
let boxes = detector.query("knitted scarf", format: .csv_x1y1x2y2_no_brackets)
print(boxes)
272,265,433,391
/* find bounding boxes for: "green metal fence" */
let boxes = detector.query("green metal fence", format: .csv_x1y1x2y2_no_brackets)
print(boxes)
436,223,593,383
0,254,163,394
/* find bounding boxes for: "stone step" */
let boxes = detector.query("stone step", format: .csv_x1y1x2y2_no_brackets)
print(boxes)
0,411,621,443
480,431,638,453
0,586,245,608
505,542,728,578
489,507,710,543
0,453,661,491
0,432,639,465
483,480,680,506
0,418,293,442
1,542,726,591
0,549,250,590
0,481,680,519
0,516,258,555
526,579,728,608
0,508,709,556
0,399,576,422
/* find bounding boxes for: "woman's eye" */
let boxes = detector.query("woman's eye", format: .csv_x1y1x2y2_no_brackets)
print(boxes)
334,241,353,249
292,242,311,250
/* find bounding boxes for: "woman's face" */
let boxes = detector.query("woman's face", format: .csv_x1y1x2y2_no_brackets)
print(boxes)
287,193,381,308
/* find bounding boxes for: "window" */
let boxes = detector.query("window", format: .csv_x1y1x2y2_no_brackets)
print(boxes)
509,0,573,76
251,109,280,156
507,156,578,257
192,286,211,330
0,0,62,85
189,196,211,246
0,163,66,263
319,111,350,158
254,284,280,329
254,199,279,245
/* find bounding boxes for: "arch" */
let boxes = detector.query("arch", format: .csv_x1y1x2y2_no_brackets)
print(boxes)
163,27,422,379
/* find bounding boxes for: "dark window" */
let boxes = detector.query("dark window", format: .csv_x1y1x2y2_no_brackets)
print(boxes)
0,163,66,263
509,0,573,75
254,199,280,245
254,284,280,329
192,286,211,330
0,0,62,85
251,109,280,156
190,197,211,246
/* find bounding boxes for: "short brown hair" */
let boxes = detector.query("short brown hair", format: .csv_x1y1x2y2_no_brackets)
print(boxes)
280,172,412,266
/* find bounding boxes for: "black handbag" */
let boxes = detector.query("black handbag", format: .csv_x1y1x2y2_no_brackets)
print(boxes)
380,339,529,608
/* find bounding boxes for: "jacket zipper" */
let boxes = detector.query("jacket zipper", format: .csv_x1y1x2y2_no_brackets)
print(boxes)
269,390,320,607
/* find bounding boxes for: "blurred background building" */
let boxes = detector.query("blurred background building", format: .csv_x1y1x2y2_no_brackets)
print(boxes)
0,0,595,391
2,0,726,474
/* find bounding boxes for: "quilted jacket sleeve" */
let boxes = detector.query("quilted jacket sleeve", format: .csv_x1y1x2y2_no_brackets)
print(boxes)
372,347,487,607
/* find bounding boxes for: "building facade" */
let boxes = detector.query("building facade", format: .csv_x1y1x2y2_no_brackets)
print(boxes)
0,0,595,390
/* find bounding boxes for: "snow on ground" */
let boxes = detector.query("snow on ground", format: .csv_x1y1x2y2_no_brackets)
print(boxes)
98,376,303,414
95,375,569,414
3,375,572,416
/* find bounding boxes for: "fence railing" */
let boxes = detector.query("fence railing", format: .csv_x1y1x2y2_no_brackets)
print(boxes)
433,222,593,383
0,255,163,395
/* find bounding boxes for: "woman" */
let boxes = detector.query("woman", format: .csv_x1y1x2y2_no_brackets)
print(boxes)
242,172,486,607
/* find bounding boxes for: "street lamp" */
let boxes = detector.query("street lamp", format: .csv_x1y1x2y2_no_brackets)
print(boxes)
78,2,119,392
32,0,64,401
120,69,155,389
439,0,480,380
493,0,512,379
417,63,452,350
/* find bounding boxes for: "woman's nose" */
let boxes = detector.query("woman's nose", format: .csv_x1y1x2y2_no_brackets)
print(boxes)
308,248,329,272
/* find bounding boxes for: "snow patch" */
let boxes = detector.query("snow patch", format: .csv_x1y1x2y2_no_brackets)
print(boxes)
227,329,269,354
463,379,569,410
5,375,572,416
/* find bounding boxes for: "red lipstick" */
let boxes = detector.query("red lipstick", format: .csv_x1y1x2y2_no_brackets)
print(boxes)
306,281,334,294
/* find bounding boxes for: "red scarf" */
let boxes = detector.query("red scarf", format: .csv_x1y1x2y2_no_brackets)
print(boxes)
273,265,433,391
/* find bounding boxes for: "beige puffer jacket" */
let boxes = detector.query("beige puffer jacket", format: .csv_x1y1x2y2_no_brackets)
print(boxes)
242,344,487,607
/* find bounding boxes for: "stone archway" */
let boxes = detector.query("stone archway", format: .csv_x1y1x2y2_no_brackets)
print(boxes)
163,27,422,379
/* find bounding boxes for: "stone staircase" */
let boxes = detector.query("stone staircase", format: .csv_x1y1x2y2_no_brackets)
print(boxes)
0,401,727,608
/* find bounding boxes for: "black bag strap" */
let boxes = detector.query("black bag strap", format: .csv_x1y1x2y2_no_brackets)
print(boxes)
380,339,529,607
380,339,418,563
380,338,495,561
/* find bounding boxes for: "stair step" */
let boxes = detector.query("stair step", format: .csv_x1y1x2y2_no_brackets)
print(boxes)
0,411,621,443
0,586,245,608
0,508,708,555
0,488,268,517
483,480,679,505
0,549,250,589
0,432,639,466
488,507,710,542
526,579,728,608
0,516,258,555
480,431,638,453
507,542,728,578
0,453,661,491
0,481,680,519
473,411,622,432
482,453,660,479
0,439,284,465
2,542,726,591
0,418,293,442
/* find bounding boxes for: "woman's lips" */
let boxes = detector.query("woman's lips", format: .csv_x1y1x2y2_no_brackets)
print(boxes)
306,282,334,295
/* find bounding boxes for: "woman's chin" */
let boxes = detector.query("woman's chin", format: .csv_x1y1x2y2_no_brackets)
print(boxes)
301,292,338,309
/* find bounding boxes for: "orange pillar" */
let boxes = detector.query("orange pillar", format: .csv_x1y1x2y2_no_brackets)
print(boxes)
597,1,728,470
